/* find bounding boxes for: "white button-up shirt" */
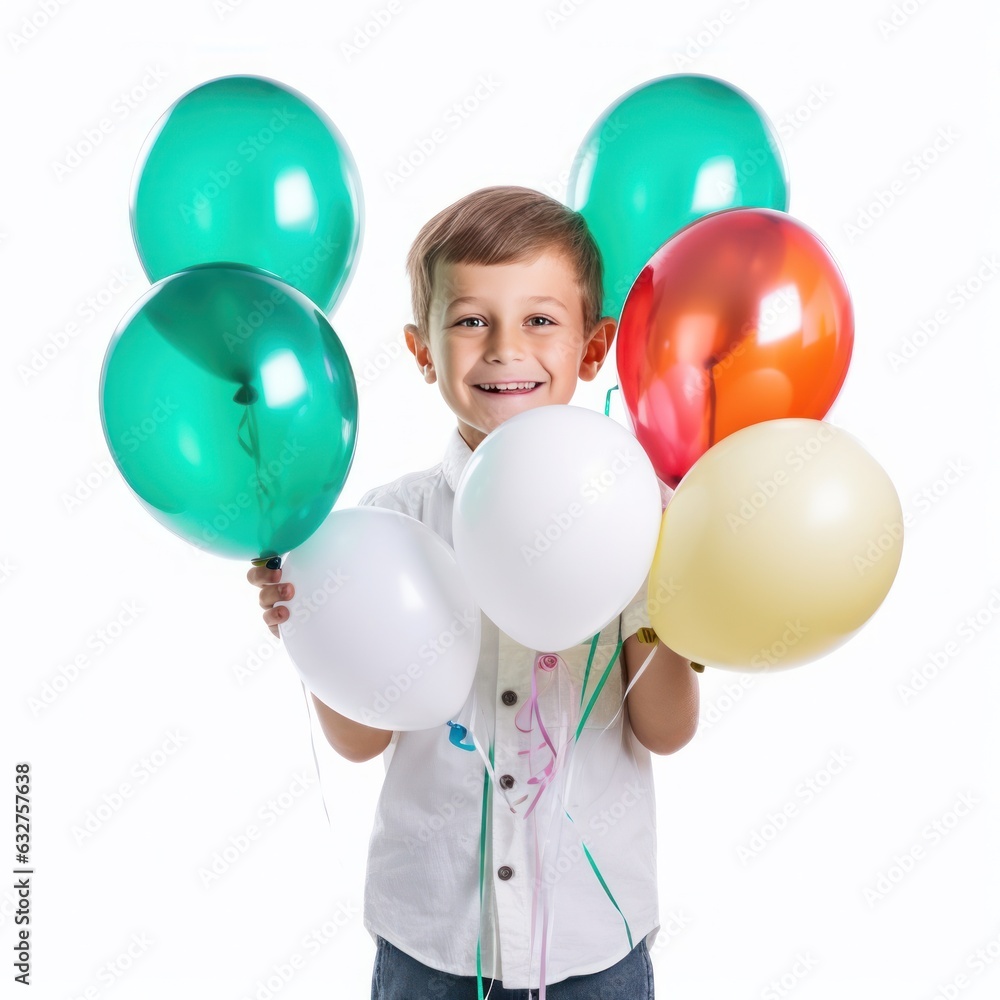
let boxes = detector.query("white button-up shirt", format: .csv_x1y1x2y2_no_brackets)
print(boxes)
358,426,670,990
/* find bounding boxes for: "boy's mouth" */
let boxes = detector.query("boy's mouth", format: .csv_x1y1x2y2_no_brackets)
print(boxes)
474,381,542,395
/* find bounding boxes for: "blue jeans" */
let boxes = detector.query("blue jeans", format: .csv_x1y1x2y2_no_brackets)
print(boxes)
370,934,654,999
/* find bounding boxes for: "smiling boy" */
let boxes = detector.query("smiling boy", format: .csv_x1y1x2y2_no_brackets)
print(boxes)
402,190,698,757
406,247,599,450
252,185,699,998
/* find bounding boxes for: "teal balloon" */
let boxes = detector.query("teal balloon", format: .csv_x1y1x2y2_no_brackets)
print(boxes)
99,264,358,560
130,75,363,314
568,74,789,320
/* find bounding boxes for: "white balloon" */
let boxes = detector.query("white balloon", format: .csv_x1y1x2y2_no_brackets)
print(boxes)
277,507,481,731
452,404,662,651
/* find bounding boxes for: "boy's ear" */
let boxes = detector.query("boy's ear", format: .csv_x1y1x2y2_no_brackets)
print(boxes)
579,316,617,382
404,323,436,383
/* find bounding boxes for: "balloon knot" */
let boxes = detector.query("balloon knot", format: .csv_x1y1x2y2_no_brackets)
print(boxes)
233,384,259,405
446,721,476,751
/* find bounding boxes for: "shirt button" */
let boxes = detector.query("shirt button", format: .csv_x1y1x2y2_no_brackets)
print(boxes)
499,774,515,789
501,690,518,706
497,865,513,881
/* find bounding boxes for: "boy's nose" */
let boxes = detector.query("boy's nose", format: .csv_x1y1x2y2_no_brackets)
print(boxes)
484,324,526,362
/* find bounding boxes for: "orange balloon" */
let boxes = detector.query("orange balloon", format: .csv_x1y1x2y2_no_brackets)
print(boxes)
616,208,853,488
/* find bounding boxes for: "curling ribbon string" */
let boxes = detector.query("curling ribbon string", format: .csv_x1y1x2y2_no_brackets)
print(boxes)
236,398,278,559
476,737,494,1000
299,680,331,827
563,808,632,949
604,383,618,417
455,616,659,998
519,659,577,999
564,632,660,805
578,632,600,712
515,654,573,820
575,617,623,741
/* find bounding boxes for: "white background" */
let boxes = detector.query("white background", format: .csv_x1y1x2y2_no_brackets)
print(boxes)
3,0,1000,997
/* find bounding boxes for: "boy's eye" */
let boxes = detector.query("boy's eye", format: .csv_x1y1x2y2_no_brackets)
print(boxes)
453,316,554,328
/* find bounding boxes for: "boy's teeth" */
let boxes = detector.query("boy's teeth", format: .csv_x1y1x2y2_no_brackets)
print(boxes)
478,382,537,391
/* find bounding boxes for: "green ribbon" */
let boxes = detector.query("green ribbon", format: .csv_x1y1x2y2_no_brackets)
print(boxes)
475,615,632,996
570,616,634,946
477,740,494,1000
576,617,623,741
578,632,600,713
565,808,633,949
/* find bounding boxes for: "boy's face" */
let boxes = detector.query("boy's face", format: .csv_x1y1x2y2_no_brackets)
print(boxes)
404,249,616,451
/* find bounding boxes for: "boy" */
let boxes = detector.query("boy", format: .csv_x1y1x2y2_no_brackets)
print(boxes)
249,185,700,998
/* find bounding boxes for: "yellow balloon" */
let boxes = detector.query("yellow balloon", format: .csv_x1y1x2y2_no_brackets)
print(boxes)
648,419,903,670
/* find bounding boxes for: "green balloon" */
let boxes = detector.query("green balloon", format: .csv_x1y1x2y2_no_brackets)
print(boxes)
568,74,789,320
131,75,363,313
99,264,358,560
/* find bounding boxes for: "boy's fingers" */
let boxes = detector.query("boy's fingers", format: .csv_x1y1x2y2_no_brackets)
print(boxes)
258,582,295,610
247,565,281,587
249,559,288,638
263,605,288,629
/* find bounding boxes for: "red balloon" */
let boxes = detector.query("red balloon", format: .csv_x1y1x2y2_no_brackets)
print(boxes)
616,208,853,488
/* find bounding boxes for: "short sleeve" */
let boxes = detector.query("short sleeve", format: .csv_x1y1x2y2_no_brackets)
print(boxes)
620,574,652,639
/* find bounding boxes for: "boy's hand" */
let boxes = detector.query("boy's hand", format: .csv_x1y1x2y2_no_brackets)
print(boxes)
247,561,295,638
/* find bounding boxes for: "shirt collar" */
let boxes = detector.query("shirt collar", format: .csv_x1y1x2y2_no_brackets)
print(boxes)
442,425,474,493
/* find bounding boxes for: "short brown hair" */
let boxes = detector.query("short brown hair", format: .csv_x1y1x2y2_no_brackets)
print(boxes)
405,185,604,337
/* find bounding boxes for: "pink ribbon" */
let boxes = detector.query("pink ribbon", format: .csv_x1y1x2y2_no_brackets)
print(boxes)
511,651,580,999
